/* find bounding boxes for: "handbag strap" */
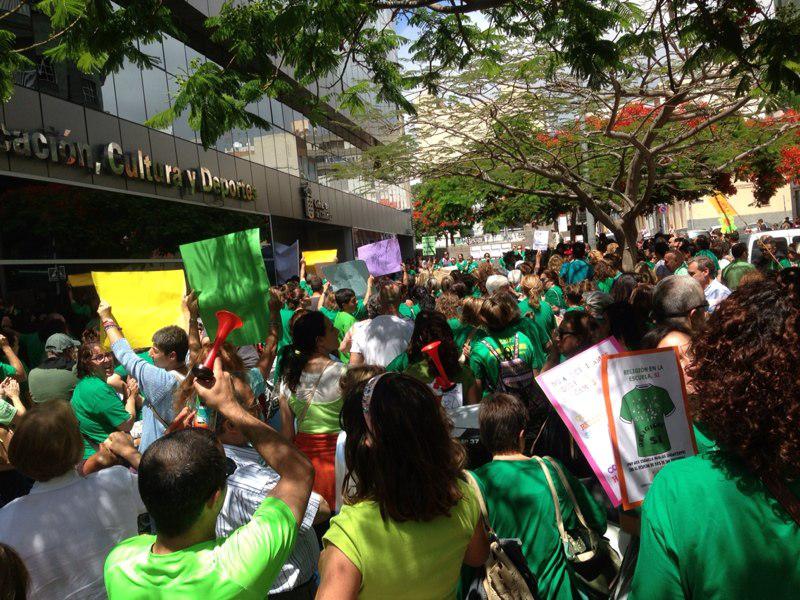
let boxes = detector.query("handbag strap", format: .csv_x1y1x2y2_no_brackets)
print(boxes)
533,456,569,543
296,360,332,425
464,471,495,536
542,455,593,532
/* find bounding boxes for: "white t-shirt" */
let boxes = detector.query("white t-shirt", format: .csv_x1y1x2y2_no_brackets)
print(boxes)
0,466,144,600
350,314,414,366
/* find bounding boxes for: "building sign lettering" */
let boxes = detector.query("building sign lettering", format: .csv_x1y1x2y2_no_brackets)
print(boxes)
301,182,330,220
0,124,257,201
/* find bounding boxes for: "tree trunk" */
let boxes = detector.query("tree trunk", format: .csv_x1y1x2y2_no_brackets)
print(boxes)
569,208,578,241
618,218,640,272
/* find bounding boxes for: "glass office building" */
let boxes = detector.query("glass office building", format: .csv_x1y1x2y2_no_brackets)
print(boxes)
0,1,412,304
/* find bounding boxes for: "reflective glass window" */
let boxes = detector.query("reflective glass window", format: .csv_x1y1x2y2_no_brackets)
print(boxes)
142,67,172,133
114,60,146,123
163,35,187,75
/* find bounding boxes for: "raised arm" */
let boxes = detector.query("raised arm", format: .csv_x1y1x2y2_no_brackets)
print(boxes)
194,358,314,525
183,291,203,363
0,335,26,382
255,293,284,379
363,275,374,303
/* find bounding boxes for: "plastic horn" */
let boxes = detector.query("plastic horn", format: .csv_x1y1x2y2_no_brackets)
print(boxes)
192,310,244,381
421,340,456,392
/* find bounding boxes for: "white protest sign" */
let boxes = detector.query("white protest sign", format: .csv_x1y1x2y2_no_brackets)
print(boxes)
602,347,697,510
533,230,550,251
536,337,624,506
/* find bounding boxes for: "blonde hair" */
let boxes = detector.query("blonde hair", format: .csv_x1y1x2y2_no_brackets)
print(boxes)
461,297,485,328
547,254,565,274
520,274,543,310
588,250,604,265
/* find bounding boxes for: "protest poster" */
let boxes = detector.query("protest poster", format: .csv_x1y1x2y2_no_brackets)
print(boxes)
303,249,338,266
274,241,300,283
357,238,403,276
602,347,697,510
449,244,470,259
322,260,370,297
422,235,437,256
180,229,271,346
68,273,94,287
533,230,550,251
536,337,625,506
92,270,186,349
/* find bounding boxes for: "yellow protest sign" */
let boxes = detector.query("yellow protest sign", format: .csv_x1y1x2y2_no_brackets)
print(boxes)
303,249,338,266
68,273,94,287
92,270,186,349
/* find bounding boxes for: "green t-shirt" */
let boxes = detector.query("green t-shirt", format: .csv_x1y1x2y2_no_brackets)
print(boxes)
319,306,338,323
0,362,17,378
631,452,800,600
28,364,79,403
333,310,356,362
544,285,566,310
597,277,615,294
448,319,487,351
619,384,676,457
694,249,720,272
518,299,556,338
278,307,295,350
464,459,607,600
386,354,476,393
299,279,312,296
353,299,368,321
398,303,419,320
104,497,297,599
285,362,346,434
19,331,45,370
721,259,755,290
469,327,540,396
71,376,131,459
564,305,585,313
324,479,480,599
0,399,17,426
674,263,689,276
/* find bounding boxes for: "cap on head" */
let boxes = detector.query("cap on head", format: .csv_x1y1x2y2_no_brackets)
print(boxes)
45,333,80,355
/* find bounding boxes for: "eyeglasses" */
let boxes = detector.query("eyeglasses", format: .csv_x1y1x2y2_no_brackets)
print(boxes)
90,352,113,361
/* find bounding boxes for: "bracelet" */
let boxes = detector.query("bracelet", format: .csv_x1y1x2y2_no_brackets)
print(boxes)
102,320,118,331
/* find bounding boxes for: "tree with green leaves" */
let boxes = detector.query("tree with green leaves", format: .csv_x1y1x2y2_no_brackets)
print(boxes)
339,0,800,268
2,0,800,153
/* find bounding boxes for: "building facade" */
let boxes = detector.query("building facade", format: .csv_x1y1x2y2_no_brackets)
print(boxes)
0,1,413,306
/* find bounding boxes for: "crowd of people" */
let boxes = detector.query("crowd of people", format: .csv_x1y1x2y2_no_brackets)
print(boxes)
0,227,799,599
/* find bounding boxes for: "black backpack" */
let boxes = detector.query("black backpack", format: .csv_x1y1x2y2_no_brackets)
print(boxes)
480,334,536,401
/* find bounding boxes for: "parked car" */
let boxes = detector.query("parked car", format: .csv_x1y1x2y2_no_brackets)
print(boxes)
747,229,800,264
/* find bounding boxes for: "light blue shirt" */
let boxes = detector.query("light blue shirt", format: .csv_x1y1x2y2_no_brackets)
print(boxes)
705,279,732,312
559,259,594,284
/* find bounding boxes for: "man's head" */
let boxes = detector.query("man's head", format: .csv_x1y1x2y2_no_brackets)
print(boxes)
138,428,228,539
378,283,403,315
306,275,323,294
485,274,511,295
150,326,189,370
731,242,748,261
652,275,707,330
696,235,711,251
688,256,716,288
335,288,358,313
44,333,80,361
478,392,528,455
571,242,586,260
654,241,669,260
663,251,683,273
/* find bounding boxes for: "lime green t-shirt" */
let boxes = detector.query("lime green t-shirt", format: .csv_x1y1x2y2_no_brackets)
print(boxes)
323,479,480,599
468,327,540,396
386,354,477,394
104,497,297,599
319,306,338,323
333,310,356,362
631,452,800,600
619,384,676,457
71,376,130,459
286,362,346,434
464,459,607,600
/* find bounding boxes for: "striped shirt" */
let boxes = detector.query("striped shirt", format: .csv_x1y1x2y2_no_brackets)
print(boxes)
217,444,321,595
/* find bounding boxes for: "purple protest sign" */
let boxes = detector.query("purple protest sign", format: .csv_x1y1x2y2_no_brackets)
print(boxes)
357,238,403,277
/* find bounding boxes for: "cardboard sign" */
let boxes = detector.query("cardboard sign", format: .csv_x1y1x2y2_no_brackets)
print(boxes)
602,347,697,510
449,244,471,259
536,337,625,506
68,273,94,287
274,241,300,283
357,238,402,276
303,249,338,266
322,260,370,297
533,230,550,251
92,270,186,349
422,235,437,256
180,229,272,346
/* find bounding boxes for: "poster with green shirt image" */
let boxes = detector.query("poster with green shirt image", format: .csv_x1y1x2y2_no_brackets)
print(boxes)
602,347,697,510
180,229,271,346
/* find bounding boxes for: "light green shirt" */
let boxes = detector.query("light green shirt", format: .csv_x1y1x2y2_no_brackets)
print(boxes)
71,376,130,459
324,479,480,599
0,399,16,426
104,497,297,599
333,311,356,362
285,362,346,434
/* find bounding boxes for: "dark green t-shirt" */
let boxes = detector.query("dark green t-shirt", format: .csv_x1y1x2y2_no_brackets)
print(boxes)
518,299,556,338
544,285,565,310
619,384,676,457
468,327,541,395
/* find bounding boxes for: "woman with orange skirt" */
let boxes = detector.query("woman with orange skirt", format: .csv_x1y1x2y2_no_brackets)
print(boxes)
278,311,345,510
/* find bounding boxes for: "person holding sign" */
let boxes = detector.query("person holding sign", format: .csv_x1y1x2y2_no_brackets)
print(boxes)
631,278,800,599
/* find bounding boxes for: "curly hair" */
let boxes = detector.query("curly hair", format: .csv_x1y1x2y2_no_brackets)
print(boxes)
435,292,461,319
689,278,800,482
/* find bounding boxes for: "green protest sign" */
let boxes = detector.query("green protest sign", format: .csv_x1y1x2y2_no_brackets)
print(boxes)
180,229,271,346
422,235,436,256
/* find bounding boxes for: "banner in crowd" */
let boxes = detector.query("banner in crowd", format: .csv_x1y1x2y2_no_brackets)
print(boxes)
274,241,300,283
602,347,697,510
357,238,402,276
708,192,738,233
68,273,94,287
536,337,625,506
303,249,338,266
92,270,186,349
180,229,271,346
322,260,370,297
533,230,550,251
448,244,470,259
422,236,437,256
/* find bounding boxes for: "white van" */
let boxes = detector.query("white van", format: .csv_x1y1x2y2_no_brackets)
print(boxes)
747,229,800,264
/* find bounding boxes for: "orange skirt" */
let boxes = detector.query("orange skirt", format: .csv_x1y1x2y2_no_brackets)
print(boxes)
294,432,338,510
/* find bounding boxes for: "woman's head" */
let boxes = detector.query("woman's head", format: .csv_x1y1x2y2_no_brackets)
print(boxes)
480,292,521,332
634,262,657,284
520,275,544,309
461,296,485,328
282,282,306,310
281,311,339,392
0,543,29,600
341,372,465,522
556,311,600,357
542,269,560,288
9,401,83,481
435,292,461,320
478,393,528,455
611,273,638,303
689,279,800,482
593,260,615,281
76,340,114,379
408,311,460,379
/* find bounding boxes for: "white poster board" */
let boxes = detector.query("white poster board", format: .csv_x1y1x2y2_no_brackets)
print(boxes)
602,347,697,510
533,230,550,251
536,337,624,506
